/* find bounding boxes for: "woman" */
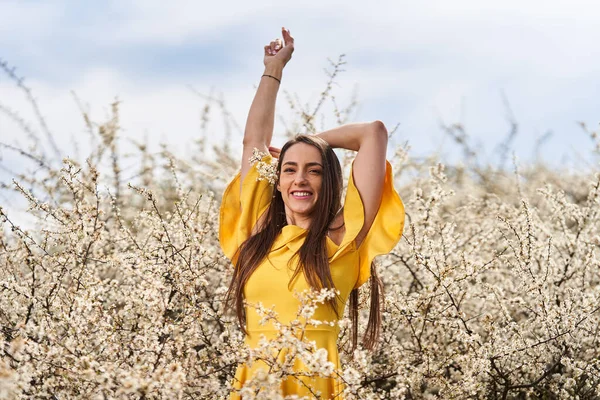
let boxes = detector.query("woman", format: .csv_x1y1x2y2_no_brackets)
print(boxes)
220,27,405,398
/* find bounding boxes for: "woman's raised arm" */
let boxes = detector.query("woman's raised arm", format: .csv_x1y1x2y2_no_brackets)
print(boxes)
316,121,388,247
240,27,294,189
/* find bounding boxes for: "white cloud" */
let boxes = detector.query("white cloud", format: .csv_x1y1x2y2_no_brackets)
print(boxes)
0,1,64,39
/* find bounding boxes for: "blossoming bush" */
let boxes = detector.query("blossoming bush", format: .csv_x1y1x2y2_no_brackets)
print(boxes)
1,58,599,399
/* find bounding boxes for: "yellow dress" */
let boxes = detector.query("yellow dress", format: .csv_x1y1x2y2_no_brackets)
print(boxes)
219,154,404,399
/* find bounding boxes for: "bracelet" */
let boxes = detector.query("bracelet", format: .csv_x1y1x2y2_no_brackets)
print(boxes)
262,74,281,84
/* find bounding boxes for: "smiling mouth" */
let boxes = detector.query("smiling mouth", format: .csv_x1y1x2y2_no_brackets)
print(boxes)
290,191,313,199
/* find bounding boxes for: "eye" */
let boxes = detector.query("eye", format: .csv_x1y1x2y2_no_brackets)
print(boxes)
283,168,295,173
310,169,322,175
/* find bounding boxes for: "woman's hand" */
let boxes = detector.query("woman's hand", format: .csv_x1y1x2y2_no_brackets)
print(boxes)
268,146,281,160
264,27,294,68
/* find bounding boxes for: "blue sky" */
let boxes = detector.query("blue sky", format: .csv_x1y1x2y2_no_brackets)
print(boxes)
2,0,600,184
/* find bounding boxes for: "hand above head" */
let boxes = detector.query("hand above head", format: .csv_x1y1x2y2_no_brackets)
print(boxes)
268,146,281,159
264,27,294,68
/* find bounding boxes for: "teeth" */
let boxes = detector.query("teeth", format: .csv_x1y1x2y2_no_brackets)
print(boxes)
293,192,311,197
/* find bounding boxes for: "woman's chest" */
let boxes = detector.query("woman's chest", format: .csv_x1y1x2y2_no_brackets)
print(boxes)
244,245,360,304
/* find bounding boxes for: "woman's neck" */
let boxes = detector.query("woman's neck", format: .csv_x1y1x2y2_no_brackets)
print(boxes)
285,213,311,230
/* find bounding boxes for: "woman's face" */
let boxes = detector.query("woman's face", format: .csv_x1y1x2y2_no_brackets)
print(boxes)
277,142,323,223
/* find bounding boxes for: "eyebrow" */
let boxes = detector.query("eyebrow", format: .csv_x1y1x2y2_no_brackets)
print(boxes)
282,161,323,167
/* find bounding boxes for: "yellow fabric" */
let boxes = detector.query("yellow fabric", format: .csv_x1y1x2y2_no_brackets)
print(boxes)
219,155,404,399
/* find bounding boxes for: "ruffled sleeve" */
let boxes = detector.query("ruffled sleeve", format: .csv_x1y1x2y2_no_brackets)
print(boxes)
331,160,405,289
219,154,274,263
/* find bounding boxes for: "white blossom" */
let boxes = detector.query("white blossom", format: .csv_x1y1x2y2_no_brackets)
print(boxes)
2,79,600,400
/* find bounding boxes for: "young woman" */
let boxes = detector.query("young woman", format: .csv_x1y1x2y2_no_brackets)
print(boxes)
220,27,405,398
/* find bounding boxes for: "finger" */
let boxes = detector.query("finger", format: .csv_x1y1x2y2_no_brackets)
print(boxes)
270,40,278,54
266,41,278,56
282,27,294,46
264,45,271,56
268,146,281,158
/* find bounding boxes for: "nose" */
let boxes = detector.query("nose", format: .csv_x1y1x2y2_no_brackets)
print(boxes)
293,171,308,185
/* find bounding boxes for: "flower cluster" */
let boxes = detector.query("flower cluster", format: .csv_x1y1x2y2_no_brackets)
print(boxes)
233,290,341,399
250,148,279,185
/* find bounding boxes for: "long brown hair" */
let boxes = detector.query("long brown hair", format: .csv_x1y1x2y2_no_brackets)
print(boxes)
225,135,383,350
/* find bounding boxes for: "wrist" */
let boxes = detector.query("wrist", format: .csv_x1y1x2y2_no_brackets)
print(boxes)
263,63,284,78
